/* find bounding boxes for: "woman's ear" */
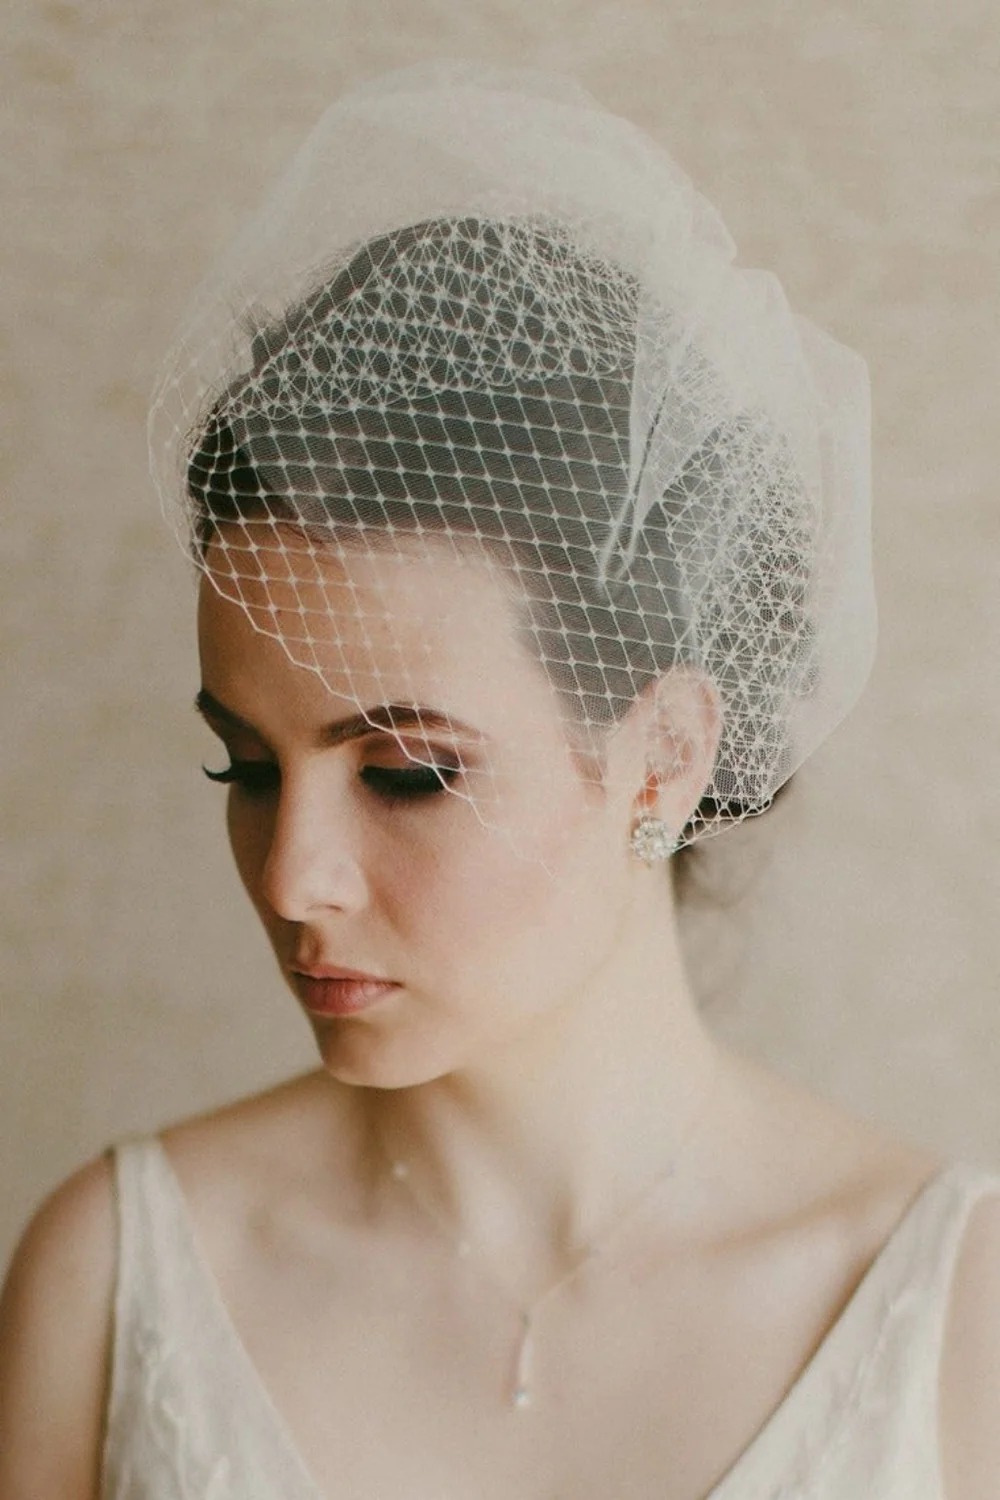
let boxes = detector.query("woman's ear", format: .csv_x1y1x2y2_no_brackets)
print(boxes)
633,668,722,834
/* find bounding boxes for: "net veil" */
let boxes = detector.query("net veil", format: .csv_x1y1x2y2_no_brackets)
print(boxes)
149,61,875,854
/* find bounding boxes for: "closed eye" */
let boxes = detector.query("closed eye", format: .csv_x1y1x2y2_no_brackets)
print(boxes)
203,760,279,797
202,759,460,803
360,764,460,802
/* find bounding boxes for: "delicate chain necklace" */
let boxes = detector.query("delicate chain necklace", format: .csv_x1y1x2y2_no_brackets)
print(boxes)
385,1144,687,1411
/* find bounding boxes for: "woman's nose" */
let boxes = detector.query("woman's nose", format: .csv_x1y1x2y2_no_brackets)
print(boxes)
258,775,369,921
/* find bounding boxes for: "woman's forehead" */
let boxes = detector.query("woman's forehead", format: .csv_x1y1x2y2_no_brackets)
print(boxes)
196,530,557,730
201,527,514,640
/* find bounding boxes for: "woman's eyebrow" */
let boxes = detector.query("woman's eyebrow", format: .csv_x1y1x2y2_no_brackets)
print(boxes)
194,688,487,746
194,688,260,736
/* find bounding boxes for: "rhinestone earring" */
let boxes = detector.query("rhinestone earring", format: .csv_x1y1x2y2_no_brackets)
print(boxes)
629,814,679,865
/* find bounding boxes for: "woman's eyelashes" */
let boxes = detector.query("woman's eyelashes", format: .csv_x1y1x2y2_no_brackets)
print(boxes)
359,761,460,801
203,759,280,796
202,753,462,802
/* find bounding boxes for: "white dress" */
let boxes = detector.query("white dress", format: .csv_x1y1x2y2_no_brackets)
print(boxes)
100,1136,998,1499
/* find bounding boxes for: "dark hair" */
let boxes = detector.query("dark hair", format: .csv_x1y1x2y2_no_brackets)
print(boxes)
187,216,812,846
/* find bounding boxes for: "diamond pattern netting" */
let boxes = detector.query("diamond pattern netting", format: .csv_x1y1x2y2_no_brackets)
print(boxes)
149,64,875,854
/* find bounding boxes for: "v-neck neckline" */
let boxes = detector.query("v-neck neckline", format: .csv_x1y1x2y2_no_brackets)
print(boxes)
147,1137,960,1500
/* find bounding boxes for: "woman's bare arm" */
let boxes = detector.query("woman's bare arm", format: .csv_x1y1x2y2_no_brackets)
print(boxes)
0,1156,116,1500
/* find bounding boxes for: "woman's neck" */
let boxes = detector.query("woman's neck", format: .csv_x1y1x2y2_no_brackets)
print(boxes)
358,886,731,1294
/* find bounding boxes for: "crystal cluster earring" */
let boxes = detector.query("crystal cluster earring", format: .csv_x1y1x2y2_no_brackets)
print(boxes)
629,814,679,864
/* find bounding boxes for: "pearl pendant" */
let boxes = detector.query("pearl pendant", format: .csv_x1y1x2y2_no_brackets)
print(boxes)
511,1310,534,1410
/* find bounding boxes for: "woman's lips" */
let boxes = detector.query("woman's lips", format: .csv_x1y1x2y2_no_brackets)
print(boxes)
291,970,400,1017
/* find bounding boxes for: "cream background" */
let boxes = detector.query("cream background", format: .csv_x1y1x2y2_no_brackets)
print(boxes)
2,0,998,1267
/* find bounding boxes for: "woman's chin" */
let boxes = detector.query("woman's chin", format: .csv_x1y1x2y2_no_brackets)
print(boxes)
309,1022,463,1091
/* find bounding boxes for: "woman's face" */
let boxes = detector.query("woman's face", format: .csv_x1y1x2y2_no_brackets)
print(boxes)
196,529,653,1088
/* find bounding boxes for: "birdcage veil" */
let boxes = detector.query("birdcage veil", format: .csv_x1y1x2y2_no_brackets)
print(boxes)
149,60,874,853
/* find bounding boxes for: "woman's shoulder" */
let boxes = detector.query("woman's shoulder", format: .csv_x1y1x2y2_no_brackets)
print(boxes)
0,1067,328,1324
721,1048,948,1230
2,1068,347,1307
0,1154,116,1499
733,1054,1000,1496
0,1153,117,1329
0,1071,349,1497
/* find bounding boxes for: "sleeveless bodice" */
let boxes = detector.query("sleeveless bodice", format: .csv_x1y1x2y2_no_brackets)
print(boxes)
100,1136,999,1498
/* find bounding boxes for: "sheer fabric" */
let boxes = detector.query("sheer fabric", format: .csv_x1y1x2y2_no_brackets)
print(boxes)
150,64,877,853
101,1136,997,1499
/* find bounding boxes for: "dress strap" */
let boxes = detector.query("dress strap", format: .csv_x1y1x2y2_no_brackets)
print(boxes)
904,1162,1000,1360
101,1135,322,1500
710,1161,1000,1499
102,1135,159,1489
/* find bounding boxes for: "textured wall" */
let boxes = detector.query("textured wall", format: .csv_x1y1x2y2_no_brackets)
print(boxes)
3,0,998,1266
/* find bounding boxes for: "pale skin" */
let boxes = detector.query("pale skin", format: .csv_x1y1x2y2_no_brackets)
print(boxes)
1,532,998,1499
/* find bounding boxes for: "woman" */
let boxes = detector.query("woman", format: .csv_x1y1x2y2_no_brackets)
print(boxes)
2,62,998,1499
